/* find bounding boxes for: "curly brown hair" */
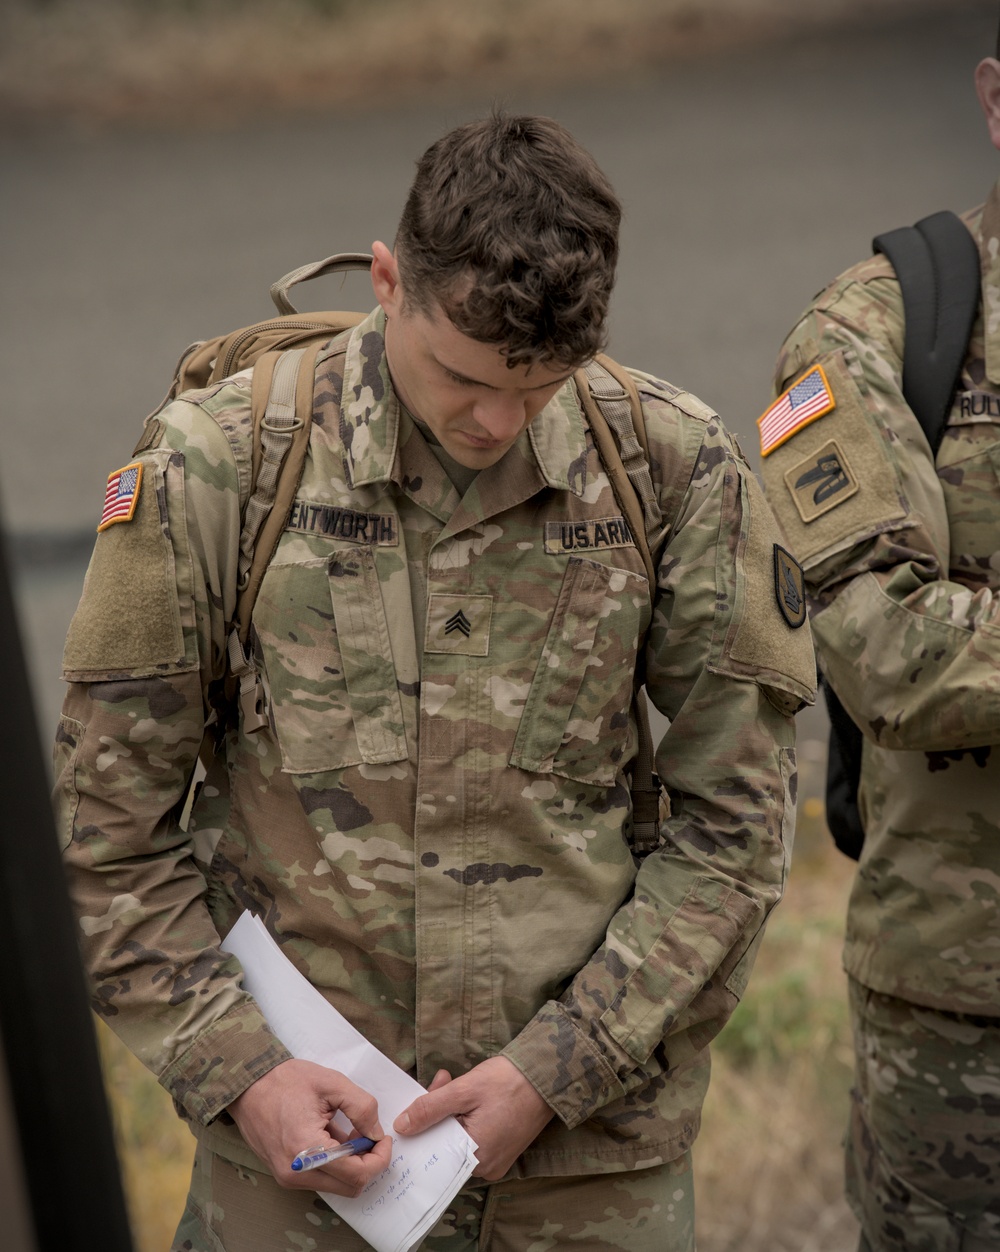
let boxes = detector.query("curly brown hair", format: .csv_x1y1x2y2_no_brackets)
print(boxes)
394,113,621,370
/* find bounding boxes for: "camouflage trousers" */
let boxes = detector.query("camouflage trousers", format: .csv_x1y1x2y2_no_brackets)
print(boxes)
846,978,1000,1251
172,1143,695,1251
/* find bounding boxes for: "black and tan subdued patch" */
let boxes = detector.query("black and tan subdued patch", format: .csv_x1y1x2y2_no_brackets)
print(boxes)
425,594,493,656
784,438,858,523
543,517,634,554
773,545,807,629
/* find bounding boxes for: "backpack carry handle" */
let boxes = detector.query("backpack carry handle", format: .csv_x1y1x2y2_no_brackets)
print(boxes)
270,252,374,315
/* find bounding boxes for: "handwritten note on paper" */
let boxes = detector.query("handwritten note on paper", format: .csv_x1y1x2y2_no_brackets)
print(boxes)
221,912,479,1252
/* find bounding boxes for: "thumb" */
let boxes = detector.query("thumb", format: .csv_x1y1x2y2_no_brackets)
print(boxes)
394,1082,462,1136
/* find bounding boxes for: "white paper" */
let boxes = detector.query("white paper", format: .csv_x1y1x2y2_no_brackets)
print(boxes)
221,911,479,1252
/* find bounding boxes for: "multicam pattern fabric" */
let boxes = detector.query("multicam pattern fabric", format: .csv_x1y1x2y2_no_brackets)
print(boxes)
174,1142,695,1251
846,979,1000,1251
762,185,1000,1018
55,306,813,1186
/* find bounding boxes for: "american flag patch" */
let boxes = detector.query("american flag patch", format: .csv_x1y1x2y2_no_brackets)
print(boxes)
98,462,143,532
758,365,835,457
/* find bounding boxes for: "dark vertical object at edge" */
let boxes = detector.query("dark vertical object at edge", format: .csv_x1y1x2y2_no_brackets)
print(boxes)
0,523,134,1251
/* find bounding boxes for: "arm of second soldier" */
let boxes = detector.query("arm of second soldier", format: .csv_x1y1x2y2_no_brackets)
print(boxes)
393,385,815,1175
53,393,391,1194
761,269,1000,752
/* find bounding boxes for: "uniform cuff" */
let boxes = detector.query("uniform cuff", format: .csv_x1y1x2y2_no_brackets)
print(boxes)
501,1002,630,1130
159,1000,293,1125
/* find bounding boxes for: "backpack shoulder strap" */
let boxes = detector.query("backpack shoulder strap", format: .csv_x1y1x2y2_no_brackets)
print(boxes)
224,342,323,732
234,343,320,644
574,356,664,856
574,356,662,599
872,209,980,453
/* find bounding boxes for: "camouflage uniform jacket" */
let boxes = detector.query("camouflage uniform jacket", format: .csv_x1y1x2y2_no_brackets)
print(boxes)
56,307,814,1178
762,184,1000,1017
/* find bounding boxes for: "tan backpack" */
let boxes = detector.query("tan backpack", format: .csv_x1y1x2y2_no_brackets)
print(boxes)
164,254,665,853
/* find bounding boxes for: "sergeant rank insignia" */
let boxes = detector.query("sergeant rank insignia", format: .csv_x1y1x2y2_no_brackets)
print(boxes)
758,365,835,456
773,545,806,629
98,462,143,532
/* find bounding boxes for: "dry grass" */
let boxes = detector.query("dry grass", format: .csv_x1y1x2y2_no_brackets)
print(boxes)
98,1023,196,1252
97,786,860,1251
695,797,859,1251
0,0,958,130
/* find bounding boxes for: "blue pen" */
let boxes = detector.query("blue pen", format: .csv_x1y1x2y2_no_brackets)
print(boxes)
290,1135,377,1172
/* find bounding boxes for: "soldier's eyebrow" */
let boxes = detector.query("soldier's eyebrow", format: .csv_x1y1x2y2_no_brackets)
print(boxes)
436,356,575,392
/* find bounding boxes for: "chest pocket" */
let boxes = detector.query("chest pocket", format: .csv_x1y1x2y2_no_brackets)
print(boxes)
509,556,648,787
255,548,407,773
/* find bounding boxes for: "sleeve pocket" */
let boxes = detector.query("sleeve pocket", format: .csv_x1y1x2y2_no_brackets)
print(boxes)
52,713,83,852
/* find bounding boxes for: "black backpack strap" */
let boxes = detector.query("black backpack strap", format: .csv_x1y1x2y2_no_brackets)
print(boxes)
823,211,980,860
872,210,980,453
821,677,866,861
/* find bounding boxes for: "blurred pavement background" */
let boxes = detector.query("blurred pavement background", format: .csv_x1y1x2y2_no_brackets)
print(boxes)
3,2,994,743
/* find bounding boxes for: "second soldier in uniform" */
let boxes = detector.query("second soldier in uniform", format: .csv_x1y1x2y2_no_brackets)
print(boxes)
760,33,1000,1252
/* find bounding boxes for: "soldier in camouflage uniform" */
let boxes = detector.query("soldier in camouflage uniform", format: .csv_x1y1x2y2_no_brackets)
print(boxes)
55,114,814,1250
759,47,1000,1252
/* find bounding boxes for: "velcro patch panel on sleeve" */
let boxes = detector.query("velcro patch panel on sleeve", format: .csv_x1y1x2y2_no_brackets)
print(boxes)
758,350,907,567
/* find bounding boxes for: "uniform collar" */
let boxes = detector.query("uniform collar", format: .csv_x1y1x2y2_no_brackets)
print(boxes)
340,306,592,497
340,307,402,488
980,177,1000,386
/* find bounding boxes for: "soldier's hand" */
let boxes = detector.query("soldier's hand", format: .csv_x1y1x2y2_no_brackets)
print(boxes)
393,1056,553,1180
228,1058,393,1195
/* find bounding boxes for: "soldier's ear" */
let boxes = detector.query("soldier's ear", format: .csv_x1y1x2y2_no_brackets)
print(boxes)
974,58,1000,151
371,242,404,318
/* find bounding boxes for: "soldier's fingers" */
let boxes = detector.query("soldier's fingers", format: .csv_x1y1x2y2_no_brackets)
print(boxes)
427,1068,453,1091
310,1134,393,1195
394,1083,465,1135
328,1082,383,1140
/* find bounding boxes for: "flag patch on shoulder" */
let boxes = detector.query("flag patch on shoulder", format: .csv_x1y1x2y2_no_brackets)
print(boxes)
758,365,835,456
98,462,143,532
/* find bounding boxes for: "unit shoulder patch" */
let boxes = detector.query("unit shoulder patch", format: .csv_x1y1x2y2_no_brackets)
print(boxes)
758,365,835,457
783,438,858,523
98,462,143,532
773,545,806,629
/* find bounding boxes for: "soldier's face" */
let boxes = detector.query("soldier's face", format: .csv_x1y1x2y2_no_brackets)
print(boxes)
372,244,575,469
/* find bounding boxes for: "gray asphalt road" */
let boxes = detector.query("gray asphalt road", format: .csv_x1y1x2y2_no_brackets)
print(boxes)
2,0,995,737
